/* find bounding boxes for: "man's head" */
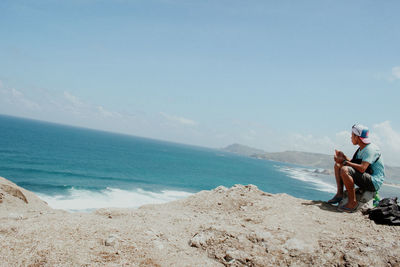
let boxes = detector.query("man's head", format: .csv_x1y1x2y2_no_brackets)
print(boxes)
351,124,371,145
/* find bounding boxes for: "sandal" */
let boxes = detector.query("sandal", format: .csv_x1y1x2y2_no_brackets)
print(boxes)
338,204,359,213
327,196,343,204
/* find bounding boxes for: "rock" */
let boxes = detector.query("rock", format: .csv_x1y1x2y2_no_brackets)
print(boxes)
244,184,259,191
225,249,250,264
224,254,234,263
247,231,273,243
0,184,28,203
189,232,213,248
284,238,315,253
0,177,50,215
1,178,400,266
105,234,119,247
340,190,375,212
214,186,228,193
359,191,375,203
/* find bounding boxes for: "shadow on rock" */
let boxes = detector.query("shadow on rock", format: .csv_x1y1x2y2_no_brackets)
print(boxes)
301,200,342,212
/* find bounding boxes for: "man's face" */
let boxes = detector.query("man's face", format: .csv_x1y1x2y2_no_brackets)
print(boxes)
351,132,358,145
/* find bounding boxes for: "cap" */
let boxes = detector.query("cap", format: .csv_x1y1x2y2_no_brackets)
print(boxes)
352,124,371,144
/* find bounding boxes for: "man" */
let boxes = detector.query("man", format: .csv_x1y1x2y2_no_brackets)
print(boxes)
328,124,385,212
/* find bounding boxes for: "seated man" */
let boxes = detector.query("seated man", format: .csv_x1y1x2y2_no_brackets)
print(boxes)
328,124,385,212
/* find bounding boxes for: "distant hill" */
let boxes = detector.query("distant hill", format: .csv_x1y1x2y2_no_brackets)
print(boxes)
222,144,333,170
222,144,266,157
254,151,334,170
222,144,400,181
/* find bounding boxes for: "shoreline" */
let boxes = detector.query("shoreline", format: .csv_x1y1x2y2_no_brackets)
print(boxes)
1,176,400,266
384,182,400,189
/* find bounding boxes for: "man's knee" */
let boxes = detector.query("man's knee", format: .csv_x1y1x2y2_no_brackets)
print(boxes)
334,163,341,170
340,166,351,176
340,167,355,184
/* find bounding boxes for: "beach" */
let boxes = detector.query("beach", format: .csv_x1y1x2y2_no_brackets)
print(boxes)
1,176,399,266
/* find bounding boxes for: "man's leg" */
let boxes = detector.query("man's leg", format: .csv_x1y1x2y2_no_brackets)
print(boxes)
340,166,357,209
328,163,344,203
334,163,344,197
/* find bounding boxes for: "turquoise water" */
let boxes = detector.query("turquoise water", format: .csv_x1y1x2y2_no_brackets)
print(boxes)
0,114,395,211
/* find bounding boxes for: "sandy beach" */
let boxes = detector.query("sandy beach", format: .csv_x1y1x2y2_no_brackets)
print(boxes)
1,176,399,266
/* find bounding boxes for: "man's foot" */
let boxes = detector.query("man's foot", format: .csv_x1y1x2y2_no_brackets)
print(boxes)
327,195,343,204
338,202,358,213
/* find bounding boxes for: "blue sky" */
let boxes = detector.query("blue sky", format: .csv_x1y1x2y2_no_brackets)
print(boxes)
1,0,399,165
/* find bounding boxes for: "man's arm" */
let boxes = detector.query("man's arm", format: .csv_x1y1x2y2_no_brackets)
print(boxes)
343,160,370,173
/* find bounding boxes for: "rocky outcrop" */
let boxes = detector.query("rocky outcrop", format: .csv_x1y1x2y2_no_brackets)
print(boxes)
0,184,28,203
0,177,50,217
0,177,399,266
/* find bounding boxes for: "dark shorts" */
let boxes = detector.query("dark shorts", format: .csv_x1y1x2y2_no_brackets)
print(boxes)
347,167,376,192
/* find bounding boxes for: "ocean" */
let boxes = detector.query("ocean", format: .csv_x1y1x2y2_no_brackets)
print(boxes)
0,115,397,212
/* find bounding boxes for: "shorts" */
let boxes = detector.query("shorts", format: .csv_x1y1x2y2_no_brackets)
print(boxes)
347,167,376,192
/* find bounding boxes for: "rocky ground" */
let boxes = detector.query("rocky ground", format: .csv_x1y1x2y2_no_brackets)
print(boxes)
1,176,399,266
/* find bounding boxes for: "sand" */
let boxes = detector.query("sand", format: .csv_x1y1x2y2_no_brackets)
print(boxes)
1,176,399,266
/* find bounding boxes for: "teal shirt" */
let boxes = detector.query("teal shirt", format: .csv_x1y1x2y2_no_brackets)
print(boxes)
355,143,385,191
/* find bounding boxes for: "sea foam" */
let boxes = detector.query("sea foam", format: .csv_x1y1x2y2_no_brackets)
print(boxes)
36,187,193,212
276,166,336,193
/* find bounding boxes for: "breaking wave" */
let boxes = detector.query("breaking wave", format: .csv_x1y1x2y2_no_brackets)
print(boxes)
36,187,193,212
276,166,336,193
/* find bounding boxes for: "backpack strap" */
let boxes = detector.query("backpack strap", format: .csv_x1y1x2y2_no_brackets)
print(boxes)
351,148,380,165
373,153,381,164
351,148,360,161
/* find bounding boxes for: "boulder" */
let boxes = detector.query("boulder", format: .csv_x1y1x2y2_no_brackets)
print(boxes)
0,177,50,216
340,189,375,212
0,184,28,203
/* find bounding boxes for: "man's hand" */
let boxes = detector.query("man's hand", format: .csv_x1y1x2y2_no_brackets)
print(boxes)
334,150,345,163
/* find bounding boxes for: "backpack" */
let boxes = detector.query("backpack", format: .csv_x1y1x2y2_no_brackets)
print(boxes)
367,197,400,226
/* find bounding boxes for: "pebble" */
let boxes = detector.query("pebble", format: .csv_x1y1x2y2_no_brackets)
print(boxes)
105,234,119,247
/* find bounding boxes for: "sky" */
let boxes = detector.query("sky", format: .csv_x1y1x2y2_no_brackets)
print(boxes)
0,0,400,166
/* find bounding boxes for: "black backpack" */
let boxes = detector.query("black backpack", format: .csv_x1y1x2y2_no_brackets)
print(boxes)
367,197,400,226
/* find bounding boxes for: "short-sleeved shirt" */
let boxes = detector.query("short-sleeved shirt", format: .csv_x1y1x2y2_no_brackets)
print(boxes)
355,143,385,191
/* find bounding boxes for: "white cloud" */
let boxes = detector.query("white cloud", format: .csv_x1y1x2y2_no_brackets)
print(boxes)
335,130,350,141
371,121,400,149
0,81,203,146
11,88,23,98
375,66,400,82
63,91,84,107
392,66,400,80
0,87,41,111
97,105,122,118
0,82,129,128
371,121,400,166
282,123,400,166
286,133,336,154
59,91,125,120
333,131,354,154
160,112,198,126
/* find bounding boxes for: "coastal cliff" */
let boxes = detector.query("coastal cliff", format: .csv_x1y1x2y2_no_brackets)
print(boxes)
1,177,399,266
